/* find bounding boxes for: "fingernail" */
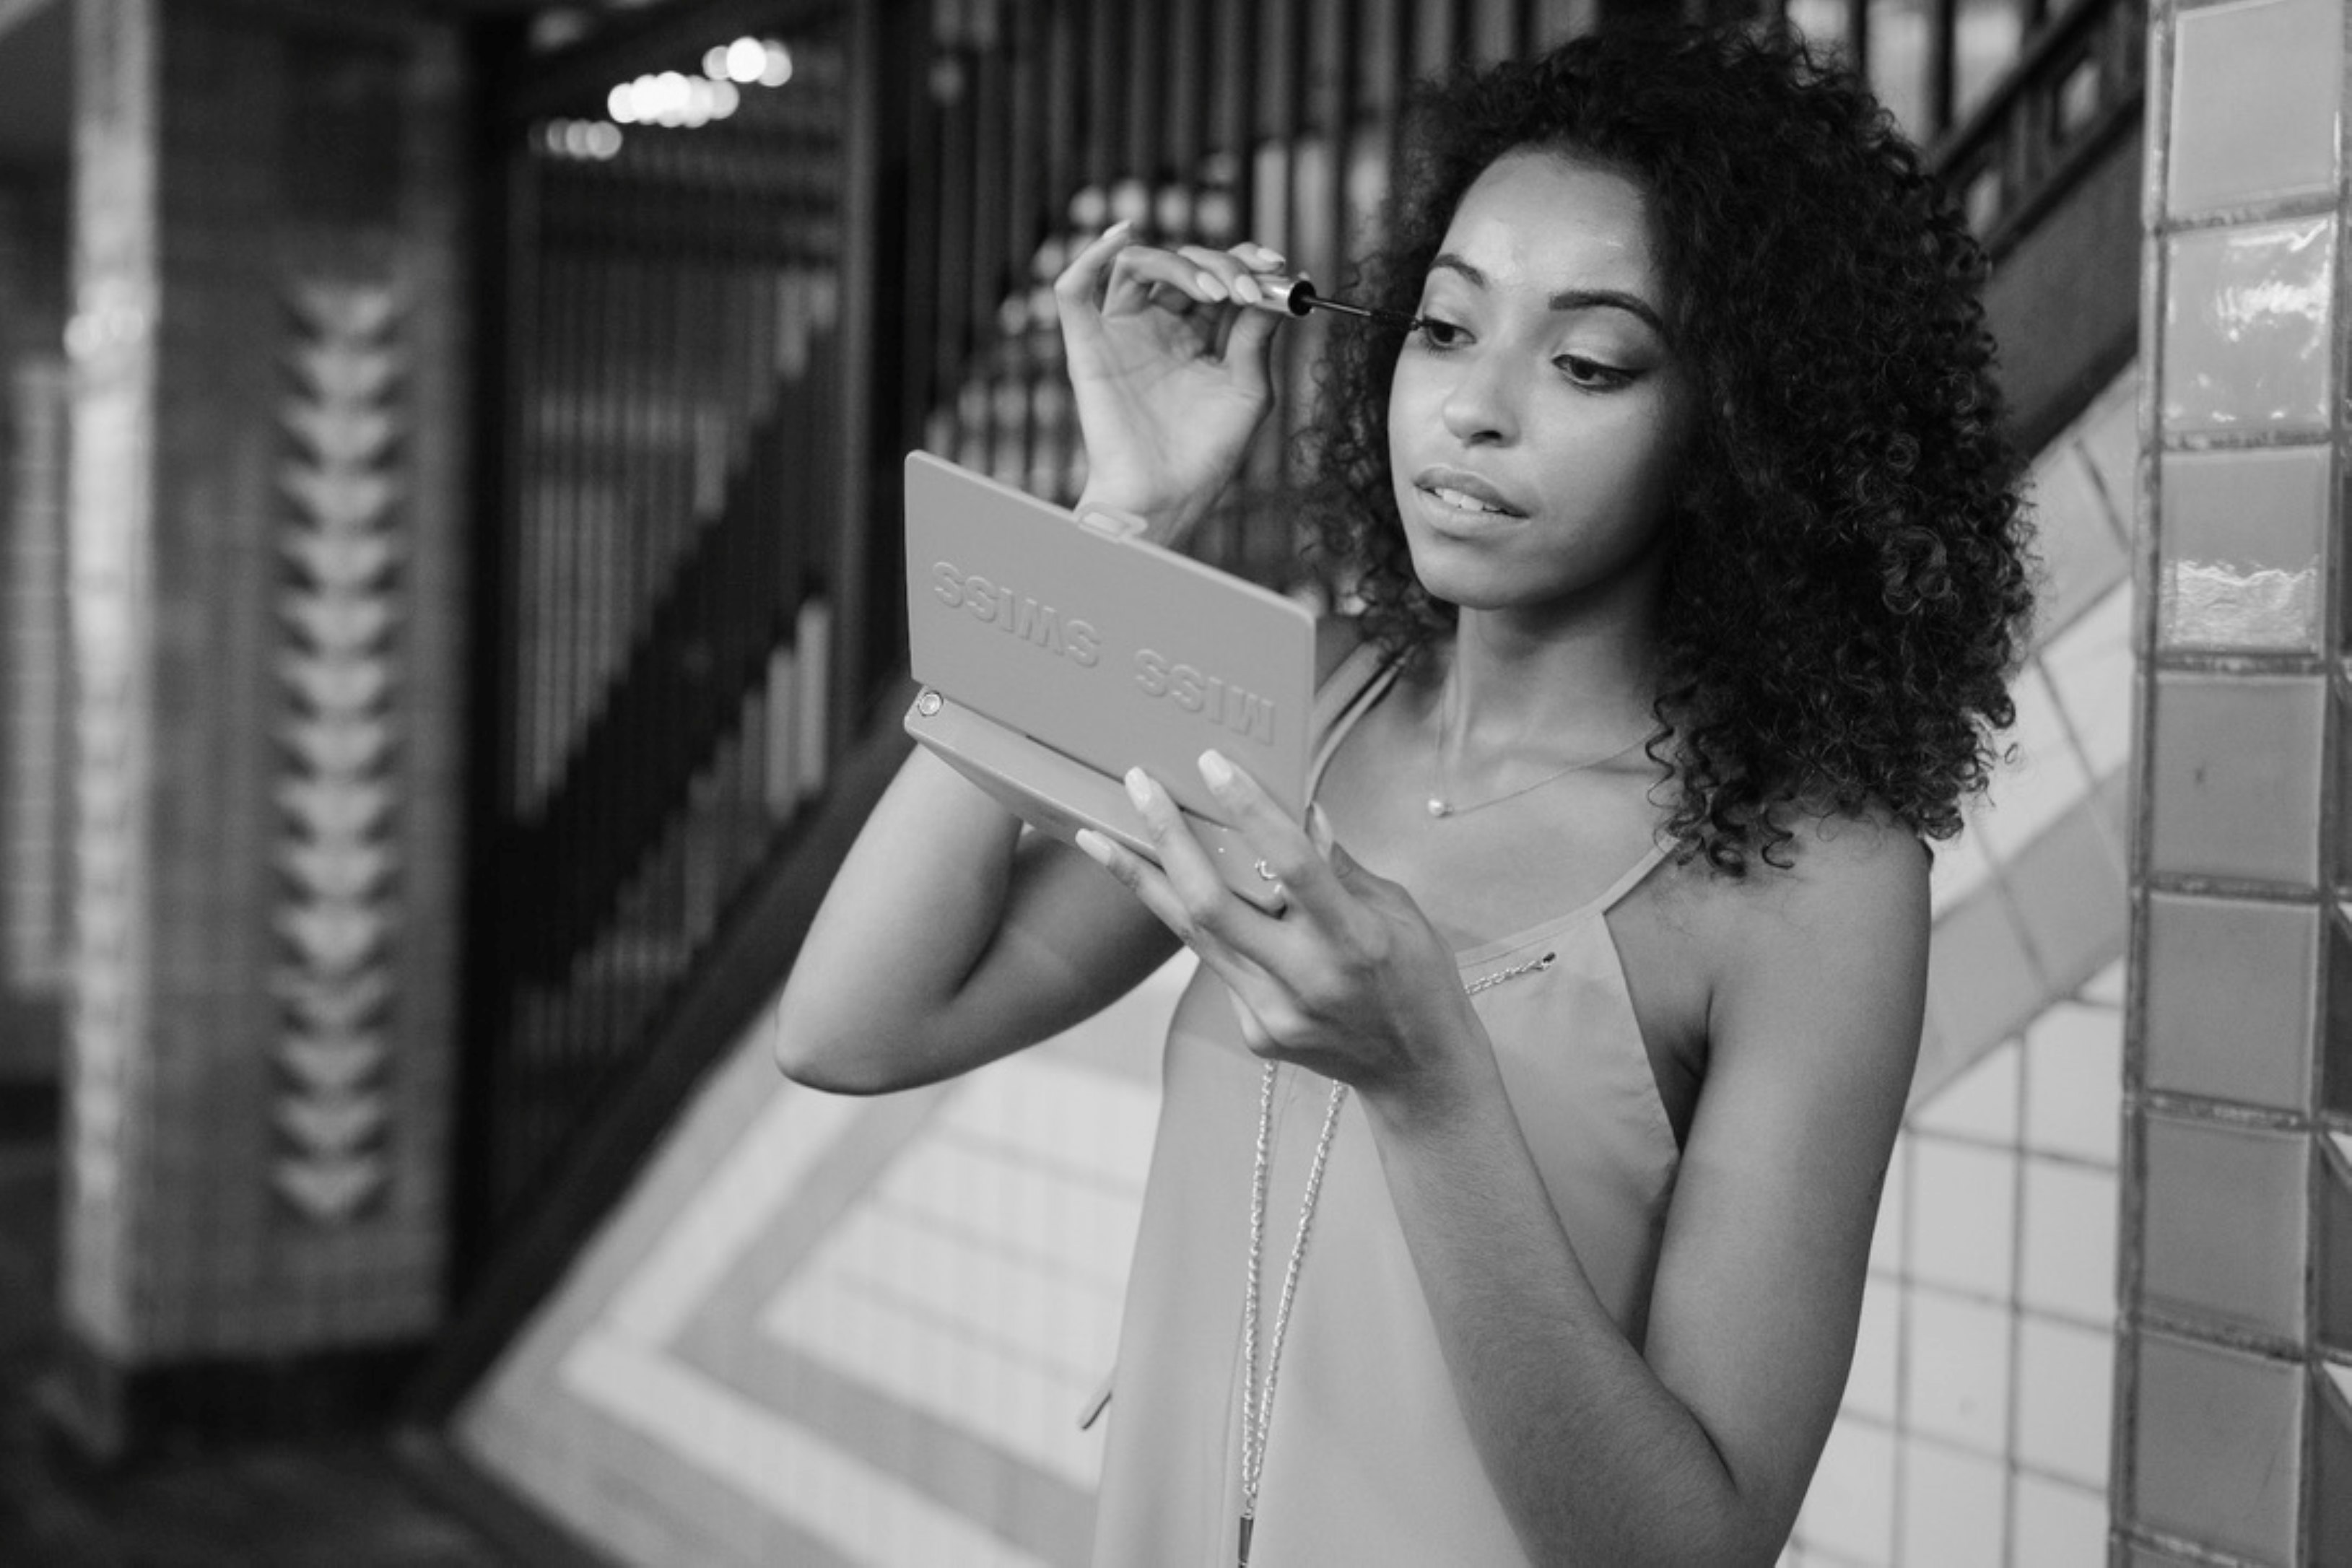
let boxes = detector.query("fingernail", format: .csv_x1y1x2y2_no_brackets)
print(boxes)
1194,271,1229,302
1073,828,1115,868
1230,274,1263,305
1255,244,1287,267
1124,767,1153,811
1102,218,1133,240
1198,750,1234,790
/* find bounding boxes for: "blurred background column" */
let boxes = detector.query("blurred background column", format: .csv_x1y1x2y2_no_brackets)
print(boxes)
55,0,471,1456
2122,0,2352,1559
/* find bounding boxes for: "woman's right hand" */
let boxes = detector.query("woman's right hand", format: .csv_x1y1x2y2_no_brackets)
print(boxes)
1053,222,1290,547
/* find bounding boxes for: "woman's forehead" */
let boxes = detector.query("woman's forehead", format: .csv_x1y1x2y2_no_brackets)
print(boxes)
1437,149,1663,302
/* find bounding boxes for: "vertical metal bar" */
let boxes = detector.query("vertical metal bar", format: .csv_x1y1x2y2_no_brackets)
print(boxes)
897,14,944,465
1515,0,1552,60
553,178,592,856
969,2,1010,476
521,160,557,821
1005,0,1046,488
1046,0,1081,236
933,2,978,445
1126,0,1165,210
842,0,917,740
544,184,585,827
455,61,533,1284
1216,0,1256,246
1928,0,1958,139
1042,0,1083,498
1089,0,1122,202
1268,0,1305,506
1170,0,1205,189
1314,0,1362,588
1328,0,1359,291
1388,0,1421,208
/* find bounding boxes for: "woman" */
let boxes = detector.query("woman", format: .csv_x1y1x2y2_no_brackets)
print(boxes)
778,23,2031,1566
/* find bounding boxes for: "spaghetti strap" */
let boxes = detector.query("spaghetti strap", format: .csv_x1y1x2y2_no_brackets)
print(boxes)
1595,842,1670,913
1305,640,1402,805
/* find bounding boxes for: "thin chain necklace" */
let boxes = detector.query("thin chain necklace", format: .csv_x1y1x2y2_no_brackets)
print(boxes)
1239,1063,1347,1568
1425,663,1651,819
1234,951,1558,1566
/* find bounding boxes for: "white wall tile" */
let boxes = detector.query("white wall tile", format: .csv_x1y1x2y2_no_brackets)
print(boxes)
1795,1419,1896,1565
2018,1158,2119,1325
2039,583,2134,779
2013,1471,2109,1568
1900,1439,2008,1568
1910,1138,2018,1297
2022,1003,2124,1167
1912,1037,2020,1143
1906,1289,2013,1452
2016,1315,2114,1487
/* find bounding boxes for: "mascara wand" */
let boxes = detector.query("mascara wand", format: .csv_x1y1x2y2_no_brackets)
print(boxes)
1253,274,1421,332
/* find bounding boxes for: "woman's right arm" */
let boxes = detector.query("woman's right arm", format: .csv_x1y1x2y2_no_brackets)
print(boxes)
775,223,1290,1093
773,749,1182,1094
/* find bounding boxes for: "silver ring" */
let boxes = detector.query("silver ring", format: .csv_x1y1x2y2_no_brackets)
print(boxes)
1254,858,1279,881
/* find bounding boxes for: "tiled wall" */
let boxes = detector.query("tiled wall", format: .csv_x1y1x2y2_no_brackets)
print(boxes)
58,0,471,1400
2120,1,2352,1562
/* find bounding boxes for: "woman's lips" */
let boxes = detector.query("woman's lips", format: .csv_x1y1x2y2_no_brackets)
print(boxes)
1410,479,1525,534
1411,466,1524,520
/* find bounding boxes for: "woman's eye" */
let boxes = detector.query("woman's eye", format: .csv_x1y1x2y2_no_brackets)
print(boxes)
1558,354,1634,390
1414,316,1468,350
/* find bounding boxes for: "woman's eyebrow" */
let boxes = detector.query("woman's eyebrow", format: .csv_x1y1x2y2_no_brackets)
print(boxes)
1429,252,1666,337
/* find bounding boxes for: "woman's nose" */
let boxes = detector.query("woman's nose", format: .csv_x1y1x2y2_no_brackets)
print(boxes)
1438,352,1519,445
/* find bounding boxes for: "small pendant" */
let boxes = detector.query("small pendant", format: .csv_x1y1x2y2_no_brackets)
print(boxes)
1426,797,1452,818
1238,1512,1255,1567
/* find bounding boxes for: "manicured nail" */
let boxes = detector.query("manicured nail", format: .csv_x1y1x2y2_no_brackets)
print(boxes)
1101,218,1133,240
1073,828,1116,868
1229,274,1263,305
1198,750,1234,790
1194,271,1229,302
1253,244,1286,267
1124,767,1153,811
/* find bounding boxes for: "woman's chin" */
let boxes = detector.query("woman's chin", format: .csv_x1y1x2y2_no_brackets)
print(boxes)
1403,539,1517,611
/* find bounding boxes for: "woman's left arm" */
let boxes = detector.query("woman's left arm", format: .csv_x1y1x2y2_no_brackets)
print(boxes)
1363,812,1927,1564
1079,757,1927,1566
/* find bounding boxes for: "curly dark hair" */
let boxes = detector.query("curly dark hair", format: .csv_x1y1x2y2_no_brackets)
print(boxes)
1307,23,2034,874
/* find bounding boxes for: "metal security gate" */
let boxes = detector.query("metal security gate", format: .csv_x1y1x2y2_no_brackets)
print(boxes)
453,0,1581,1297
458,0,871,1280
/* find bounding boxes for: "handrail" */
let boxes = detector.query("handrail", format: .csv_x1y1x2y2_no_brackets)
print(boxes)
1925,0,2146,259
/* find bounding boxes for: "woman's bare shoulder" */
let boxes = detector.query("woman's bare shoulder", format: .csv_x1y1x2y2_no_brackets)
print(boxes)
1682,803,1927,917
1637,801,1929,1019
1681,803,1930,1064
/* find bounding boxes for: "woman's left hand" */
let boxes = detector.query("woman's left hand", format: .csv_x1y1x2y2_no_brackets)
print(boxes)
1074,752,1486,1113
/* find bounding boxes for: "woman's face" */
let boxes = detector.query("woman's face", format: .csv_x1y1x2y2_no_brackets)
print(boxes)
1386,148,1689,624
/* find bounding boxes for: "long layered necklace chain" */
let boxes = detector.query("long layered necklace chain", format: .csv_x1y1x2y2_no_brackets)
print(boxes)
1238,1063,1348,1567
1426,665,1651,819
